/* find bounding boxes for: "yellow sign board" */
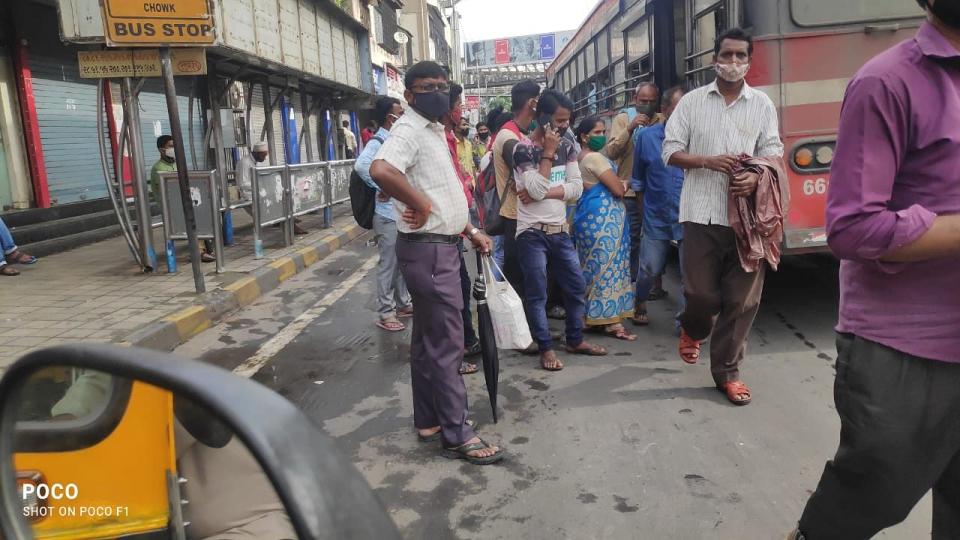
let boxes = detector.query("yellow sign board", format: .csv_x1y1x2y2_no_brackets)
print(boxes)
78,49,208,78
103,0,215,46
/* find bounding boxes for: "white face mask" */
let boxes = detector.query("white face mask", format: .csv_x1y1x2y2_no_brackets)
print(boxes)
163,147,176,159
715,62,750,83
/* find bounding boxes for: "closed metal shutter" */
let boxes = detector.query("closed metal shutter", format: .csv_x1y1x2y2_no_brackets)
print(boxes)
136,78,207,172
30,54,105,205
248,84,286,165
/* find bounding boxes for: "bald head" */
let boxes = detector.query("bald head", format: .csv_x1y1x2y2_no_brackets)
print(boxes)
634,82,660,113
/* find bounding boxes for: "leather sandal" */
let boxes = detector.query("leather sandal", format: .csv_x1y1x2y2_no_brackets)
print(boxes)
678,329,701,364
418,419,476,443
718,380,752,406
565,342,608,356
441,438,504,465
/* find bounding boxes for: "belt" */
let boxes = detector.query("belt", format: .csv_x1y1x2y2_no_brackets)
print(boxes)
398,232,460,244
529,223,569,235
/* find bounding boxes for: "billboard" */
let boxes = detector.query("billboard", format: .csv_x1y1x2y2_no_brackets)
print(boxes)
465,31,574,68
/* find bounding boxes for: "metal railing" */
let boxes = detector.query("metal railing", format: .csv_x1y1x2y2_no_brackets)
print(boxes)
571,71,653,118
157,159,357,271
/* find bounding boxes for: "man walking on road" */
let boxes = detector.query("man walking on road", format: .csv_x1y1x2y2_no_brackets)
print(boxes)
662,28,783,406
632,86,686,330
605,82,660,294
354,96,413,332
514,89,607,371
370,61,503,465
792,3,960,538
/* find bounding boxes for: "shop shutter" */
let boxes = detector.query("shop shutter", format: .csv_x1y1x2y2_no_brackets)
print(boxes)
136,78,207,173
30,54,105,205
248,84,286,165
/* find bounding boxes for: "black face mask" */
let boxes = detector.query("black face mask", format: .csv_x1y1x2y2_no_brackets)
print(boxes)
636,103,657,117
928,0,960,28
478,132,490,141
412,91,450,120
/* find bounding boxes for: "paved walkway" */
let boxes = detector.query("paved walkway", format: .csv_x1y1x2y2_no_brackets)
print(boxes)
0,207,360,370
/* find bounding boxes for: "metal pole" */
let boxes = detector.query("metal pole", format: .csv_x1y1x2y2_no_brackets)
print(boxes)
207,66,233,246
121,77,157,273
262,80,277,165
322,108,336,228
160,47,205,293
299,87,314,162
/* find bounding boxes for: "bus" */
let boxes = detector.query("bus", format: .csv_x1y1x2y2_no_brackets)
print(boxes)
546,0,924,253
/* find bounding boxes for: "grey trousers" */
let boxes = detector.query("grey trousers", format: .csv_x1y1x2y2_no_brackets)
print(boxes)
397,237,476,447
798,334,960,539
373,215,411,319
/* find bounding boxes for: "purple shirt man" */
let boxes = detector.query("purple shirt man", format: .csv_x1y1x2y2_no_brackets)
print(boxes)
795,12,960,540
826,21,960,363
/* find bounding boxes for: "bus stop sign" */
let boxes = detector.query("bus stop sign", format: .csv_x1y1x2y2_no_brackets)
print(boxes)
103,0,215,47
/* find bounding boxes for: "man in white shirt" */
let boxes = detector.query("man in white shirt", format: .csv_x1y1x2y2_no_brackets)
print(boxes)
342,120,357,159
662,28,784,406
370,61,503,466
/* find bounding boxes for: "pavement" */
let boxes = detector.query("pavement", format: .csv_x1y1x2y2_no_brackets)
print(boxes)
0,207,363,371
172,236,932,539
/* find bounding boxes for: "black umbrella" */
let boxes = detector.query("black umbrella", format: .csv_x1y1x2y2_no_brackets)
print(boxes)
473,251,500,423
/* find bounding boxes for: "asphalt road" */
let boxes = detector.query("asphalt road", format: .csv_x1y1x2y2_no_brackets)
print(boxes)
175,232,931,539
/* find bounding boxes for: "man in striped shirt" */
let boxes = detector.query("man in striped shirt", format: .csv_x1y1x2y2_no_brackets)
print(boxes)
662,28,783,406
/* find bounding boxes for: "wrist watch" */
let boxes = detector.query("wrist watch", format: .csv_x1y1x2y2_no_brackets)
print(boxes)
467,227,479,239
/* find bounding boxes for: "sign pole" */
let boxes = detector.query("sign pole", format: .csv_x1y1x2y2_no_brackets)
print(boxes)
120,77,157,272
160,46,205,293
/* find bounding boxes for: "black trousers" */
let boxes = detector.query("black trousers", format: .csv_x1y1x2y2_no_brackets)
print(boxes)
798,333,960,539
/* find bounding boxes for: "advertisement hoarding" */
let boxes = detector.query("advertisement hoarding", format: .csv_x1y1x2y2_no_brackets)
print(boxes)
465,31,575,68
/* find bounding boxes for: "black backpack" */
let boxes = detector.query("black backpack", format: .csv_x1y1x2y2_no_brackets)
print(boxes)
349,135,384,229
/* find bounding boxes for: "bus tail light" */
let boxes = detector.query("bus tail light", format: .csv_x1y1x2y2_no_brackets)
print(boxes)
792,141,836,173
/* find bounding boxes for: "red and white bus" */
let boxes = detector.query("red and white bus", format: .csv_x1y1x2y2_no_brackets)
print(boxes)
546,0,924,253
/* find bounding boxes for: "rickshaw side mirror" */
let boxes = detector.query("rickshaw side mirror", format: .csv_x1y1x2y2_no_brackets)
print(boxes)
0,344,400,540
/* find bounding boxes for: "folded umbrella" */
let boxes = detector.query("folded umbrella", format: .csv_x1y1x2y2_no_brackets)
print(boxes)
473,251,500,423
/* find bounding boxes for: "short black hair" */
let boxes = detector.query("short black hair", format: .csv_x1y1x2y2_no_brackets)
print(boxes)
714,27,754,56
486,106,512,133
374,96,402,126
156,135,173,149
537,89,574,119
662,85,686,107
449,83,464,108
511,80,541,112
575,115,604,141
916,0,927,9
366,120,377,128
342,120,350,128
476,121,487,129
404,60,448,89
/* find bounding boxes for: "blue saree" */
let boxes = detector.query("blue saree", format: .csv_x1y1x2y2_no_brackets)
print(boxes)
574,182,635,326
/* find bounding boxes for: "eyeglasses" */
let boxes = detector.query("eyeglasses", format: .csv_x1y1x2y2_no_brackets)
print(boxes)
411,83,450,93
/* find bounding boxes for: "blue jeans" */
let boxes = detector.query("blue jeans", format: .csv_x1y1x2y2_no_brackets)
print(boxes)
491,234,505,281
636,236,684,328
0,217,17,266
517,230,586,352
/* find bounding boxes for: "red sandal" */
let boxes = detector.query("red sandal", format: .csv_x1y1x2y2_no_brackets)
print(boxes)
717,380,752,406
678,329,701,364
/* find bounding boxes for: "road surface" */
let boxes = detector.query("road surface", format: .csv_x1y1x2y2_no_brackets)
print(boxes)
175,232,931,539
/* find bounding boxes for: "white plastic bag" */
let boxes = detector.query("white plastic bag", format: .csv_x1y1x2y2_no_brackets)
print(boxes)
482,256,533,350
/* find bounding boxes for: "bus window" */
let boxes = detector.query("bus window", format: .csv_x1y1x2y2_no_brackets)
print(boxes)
687,1,726,88
790,0,924,27
13,368,133,453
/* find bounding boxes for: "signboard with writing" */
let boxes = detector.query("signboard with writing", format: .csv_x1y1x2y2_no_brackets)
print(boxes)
466,31,575,68
78,48,207,78
103,0,216,46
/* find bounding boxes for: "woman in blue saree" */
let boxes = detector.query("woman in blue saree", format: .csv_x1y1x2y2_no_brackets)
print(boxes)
573,116,636,341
